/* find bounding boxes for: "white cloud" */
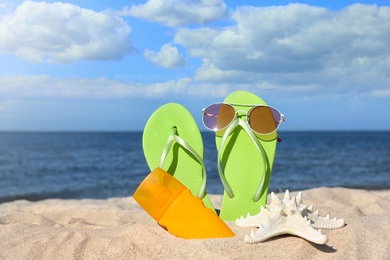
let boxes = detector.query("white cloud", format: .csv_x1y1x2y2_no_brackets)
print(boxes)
174,4,390,96
144,44,187,68
0,75,240,101
118,0,228,27
0,1,133,63
0,75,194,99
371,89,390,97
194,62,239,81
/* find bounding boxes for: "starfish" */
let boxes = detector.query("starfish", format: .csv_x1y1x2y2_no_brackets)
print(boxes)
235,190,345,244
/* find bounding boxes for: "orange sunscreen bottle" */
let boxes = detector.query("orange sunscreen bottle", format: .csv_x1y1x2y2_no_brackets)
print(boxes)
134,167,234,239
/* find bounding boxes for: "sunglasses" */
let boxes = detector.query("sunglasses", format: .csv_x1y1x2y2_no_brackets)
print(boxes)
202,103,285,135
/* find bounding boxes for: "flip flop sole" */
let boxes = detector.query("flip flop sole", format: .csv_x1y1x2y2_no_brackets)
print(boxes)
216,91,278,221
142,103,215,211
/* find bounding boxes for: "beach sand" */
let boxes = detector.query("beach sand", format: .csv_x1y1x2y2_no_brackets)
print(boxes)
1,187,389,259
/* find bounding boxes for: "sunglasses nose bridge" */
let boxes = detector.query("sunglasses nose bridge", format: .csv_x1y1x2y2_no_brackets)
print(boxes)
235,109,248,119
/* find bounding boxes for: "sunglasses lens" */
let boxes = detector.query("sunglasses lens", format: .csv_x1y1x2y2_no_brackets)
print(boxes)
249,106,281,134
203,104,235,131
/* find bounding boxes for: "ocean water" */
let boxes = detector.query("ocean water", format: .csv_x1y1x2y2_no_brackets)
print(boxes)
0,131,389,203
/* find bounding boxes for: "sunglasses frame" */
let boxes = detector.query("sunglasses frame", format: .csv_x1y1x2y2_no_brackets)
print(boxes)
202,102,285,136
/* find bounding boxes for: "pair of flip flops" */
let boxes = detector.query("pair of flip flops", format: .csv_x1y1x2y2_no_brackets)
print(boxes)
142,91,278,221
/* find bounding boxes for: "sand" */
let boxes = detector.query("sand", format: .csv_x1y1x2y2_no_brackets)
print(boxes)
1,187,389,260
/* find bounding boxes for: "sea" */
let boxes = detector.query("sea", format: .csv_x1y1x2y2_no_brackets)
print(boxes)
0,131,389,203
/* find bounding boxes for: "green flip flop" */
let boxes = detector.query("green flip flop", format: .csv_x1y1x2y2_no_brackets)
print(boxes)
142,103,215,212
214,91,280,221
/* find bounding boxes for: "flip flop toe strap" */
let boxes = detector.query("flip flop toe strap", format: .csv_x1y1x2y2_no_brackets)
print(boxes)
218,119,268,202
159,127,207,199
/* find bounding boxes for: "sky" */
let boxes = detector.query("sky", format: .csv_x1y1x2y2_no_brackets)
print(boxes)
0,0,389,131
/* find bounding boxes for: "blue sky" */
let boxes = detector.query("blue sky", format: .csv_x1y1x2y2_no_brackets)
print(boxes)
0,0,389,131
